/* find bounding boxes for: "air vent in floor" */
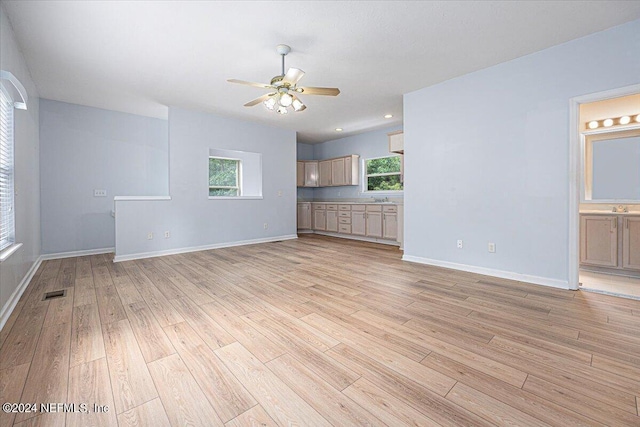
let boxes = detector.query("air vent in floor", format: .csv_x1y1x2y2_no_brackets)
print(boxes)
42,290,67,301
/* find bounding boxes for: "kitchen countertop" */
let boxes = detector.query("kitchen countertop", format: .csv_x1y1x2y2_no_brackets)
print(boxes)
298,200,402,205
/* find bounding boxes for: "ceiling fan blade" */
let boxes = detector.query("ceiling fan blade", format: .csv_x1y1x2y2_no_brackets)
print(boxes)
297,86,340,96
244,93,275,107
282,68,305,86
228,79,274,89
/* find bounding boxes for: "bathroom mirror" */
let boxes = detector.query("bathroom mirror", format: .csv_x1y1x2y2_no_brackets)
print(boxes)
583,128,640,202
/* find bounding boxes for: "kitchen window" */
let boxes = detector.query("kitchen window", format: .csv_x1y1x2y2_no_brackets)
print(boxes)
209,157,241,197
364,155,403,192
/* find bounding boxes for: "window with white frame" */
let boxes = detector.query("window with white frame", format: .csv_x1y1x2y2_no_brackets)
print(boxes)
209,157,241,196
0,89,15,251
364,155,403,192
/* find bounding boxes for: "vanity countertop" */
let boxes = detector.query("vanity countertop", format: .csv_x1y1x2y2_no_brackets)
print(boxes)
580,211,640,215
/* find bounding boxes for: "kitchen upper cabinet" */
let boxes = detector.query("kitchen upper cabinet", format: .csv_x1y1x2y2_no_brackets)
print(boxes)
623,216,640,271
331,158,346,186
388,131,404,154
580,215,618,268
297,203,311,229
304,161,319,187
318,160,332,187
296,162,304,187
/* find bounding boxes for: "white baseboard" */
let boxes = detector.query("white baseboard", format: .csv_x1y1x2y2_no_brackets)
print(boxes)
309,231,400,247
41,247,115,260
401,254,570,290
113,235,298,263
0,256,43,331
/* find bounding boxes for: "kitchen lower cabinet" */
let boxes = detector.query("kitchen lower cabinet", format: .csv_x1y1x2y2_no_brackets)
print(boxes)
351,211,366,236
383,212,398,240
326,206,338,232
297,203,311,229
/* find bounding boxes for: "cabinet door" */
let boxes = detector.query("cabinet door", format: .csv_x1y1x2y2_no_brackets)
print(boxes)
383,213,398,240
580,215,617,267
319,160,332,187
351,212,366,236
331,158,345,186
304,162,318,187
366,212,383,238
326,210,338,232
297,203,311,229
296,162,304,187
313,209,326,231
623,216,640,271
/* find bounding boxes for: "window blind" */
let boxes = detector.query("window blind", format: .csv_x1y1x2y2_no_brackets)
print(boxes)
0,89,14,252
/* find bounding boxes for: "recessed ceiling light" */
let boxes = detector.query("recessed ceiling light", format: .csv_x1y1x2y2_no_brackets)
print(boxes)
384,114,393,119
335,128,343,132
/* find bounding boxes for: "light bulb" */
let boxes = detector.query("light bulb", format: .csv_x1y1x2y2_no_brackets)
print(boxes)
603,118,613,127
619,116,631,125
279,92,293,107
588,121,599,129
635,114,640,123
263,97,276,110
276,106,288,115
384,114,393,119
292,98,305,112
335,128,343,132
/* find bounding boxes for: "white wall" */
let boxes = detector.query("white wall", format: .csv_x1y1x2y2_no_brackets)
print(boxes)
114,107,296,260
39,99,168,254
0,4,40,322
297,125,402,200
404,19,640,287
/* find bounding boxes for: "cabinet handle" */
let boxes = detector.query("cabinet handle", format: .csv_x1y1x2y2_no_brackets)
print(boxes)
613,219,616,229
626,218,629,229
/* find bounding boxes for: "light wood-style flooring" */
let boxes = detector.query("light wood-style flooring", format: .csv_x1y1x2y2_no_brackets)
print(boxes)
1,234,640,426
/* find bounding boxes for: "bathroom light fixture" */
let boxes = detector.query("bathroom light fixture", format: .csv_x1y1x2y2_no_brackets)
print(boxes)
384,114,393,119
585,113,640,130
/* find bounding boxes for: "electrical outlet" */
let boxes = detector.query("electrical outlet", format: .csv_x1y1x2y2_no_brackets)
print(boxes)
147,232,153,240
94,189,107,197
488,242,496,253
264,223,268,229
164,231,170,239
457,239,463,249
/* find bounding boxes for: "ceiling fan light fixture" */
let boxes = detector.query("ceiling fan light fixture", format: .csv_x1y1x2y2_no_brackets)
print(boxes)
279,92,293,107
292,98,305,112
276,106,288,115
263,97,276,110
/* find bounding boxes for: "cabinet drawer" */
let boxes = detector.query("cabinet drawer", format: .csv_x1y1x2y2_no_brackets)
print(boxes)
339,217,351,224
366,205,382,212
326,204,338,210
338,211,350,218
338,224,351,234
382,205,397,213
339,205,351,211
313,204,326,210
351,205,366,211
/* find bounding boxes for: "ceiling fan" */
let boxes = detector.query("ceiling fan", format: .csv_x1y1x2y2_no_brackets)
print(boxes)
227,44,340,115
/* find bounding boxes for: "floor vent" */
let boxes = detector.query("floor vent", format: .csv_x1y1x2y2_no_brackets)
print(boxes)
42,290,67,301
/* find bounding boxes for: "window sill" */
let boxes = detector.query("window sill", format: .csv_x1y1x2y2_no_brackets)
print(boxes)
361,191,404,195
208,196,263,200
0,243,22,263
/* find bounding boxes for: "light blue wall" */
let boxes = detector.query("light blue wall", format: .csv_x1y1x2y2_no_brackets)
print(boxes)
297,125,402,200
404,19,640,286
39,99,169,254
0,4,41,320
115,107,296,259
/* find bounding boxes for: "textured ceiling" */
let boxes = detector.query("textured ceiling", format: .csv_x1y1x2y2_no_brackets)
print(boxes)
3,1,640,143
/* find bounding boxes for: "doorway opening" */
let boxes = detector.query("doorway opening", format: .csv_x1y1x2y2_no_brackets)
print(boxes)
569,85,640,299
